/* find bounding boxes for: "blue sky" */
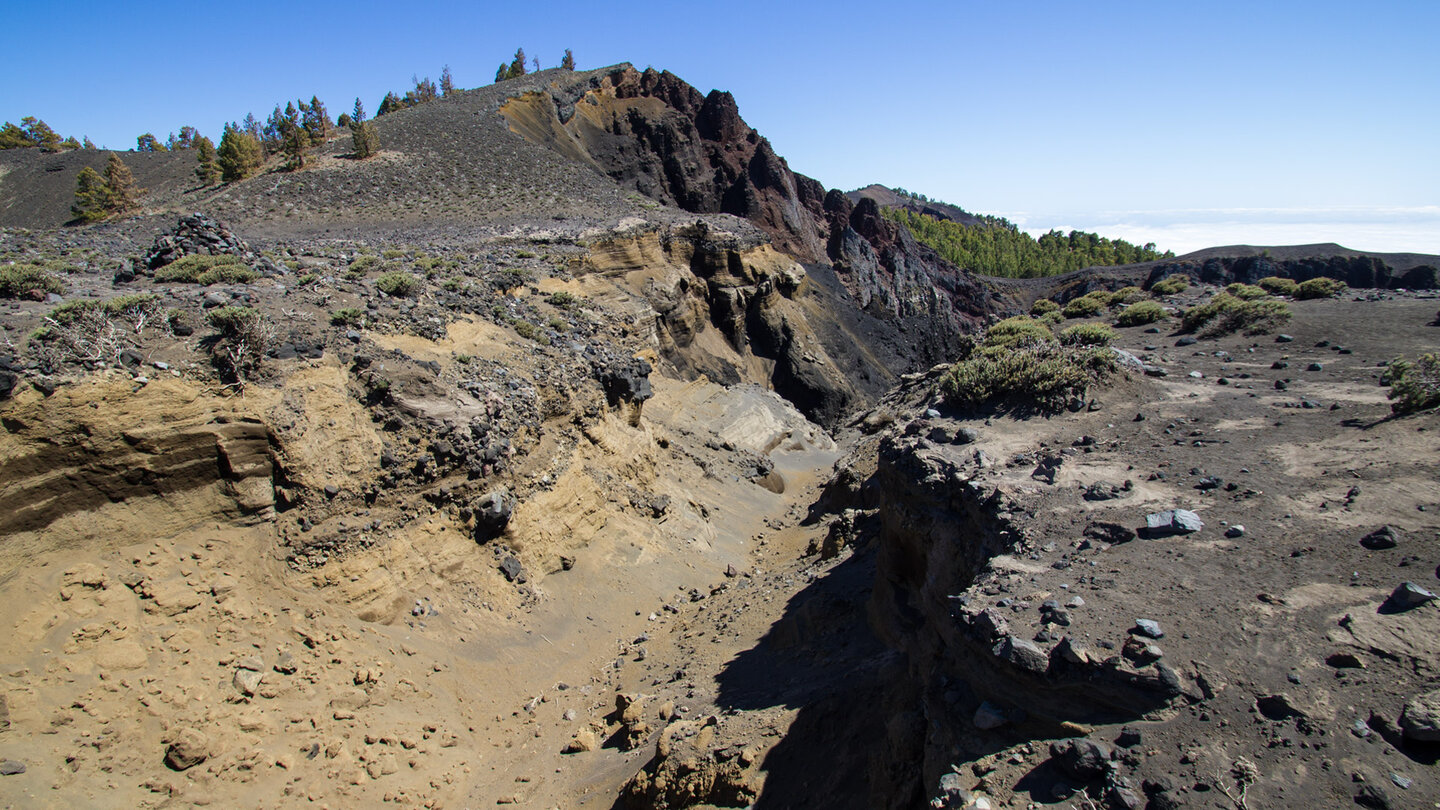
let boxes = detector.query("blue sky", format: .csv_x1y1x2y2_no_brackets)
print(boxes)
3,1,1436,253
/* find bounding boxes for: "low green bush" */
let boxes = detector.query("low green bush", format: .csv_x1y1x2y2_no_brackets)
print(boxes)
1030,299,1060,316
549,291,579,309
941,342,1115,413
348,255,382,274
1225,283,1269,300
510,318,550,345
1063,292,1110,319
207,306,261,335
47,293,160,325
1038,310,1064,326
1256,276,1298,296
0,263,66,297
1150,275,1189,295
1114,300,1168,327
1296,277,1347,299
1181,293,1291,336
1384,354,1440,414
330,308,364,326
1107,286,1145,306
985,316,1053,348
376,271,419,297
154,254,257,285
1059,322,1116,347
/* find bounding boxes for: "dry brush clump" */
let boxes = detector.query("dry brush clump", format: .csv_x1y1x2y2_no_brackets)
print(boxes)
206,306,274,389
30,294,165,369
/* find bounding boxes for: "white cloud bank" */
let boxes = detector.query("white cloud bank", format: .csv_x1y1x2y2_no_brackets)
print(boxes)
1002,206,1440,257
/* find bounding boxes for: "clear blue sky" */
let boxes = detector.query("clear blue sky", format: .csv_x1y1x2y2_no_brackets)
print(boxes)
4,1,1437,253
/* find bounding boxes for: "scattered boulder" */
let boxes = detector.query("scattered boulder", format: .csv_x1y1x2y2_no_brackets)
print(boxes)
233,667,263,697
1049,738,1114,780
1399,688,1440,742
164,728,210,771
473,488,514,542
1360,526,1400,550
0,760,24,776
1143,509,1203,537
1382,582,1436,613
973,701,1008,730
1131,619,1164,639
498,555,527,584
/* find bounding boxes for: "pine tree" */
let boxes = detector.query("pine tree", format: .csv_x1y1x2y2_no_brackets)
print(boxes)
508,48,527,79
303,96,329,143
350,98,379,160
136,133,165,152
174,126,200,149
377,91,403,117
71,167,110,222
218,124,263,182
81,136,96,150
60,136,81,150
440,65,454,97
495,63,508,83
194,135,221,185
102,152,143,213
561,49,575,70
24,118,62,152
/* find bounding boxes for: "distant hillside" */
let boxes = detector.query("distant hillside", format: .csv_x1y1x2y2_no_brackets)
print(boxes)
847,184,986,227
880,205,1172,279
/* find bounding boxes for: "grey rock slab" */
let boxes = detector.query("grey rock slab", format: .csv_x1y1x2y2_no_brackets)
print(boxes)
1132,619,1164,639
0,760,24,775
1384,582,1436,612
1144,509,1203,537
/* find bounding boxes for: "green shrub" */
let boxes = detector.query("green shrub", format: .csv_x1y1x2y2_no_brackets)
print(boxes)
1256,276,1299,296
1059,322,1116,347
510,318,549,345
154,254,257,285
496,267,533,290
1038,310,1064,326
1296,277,1347,299
1115,300,1168,327
941,342,1115,413
330,308,364,326
515,250,537,259
1150,275,1189,295
1181,293,1291,336
1225,283,1269,300
382,249,405,260
1030,299,1060,316
348,255,382,274
1107,286,1145,306
985,316,1053,348
47,293,160,326
1062,291,1109,319
297,273,318,286
207,306,261,335
1385,354,1440,414
0,263,65,297
549,291,579,309
376,271,419,297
